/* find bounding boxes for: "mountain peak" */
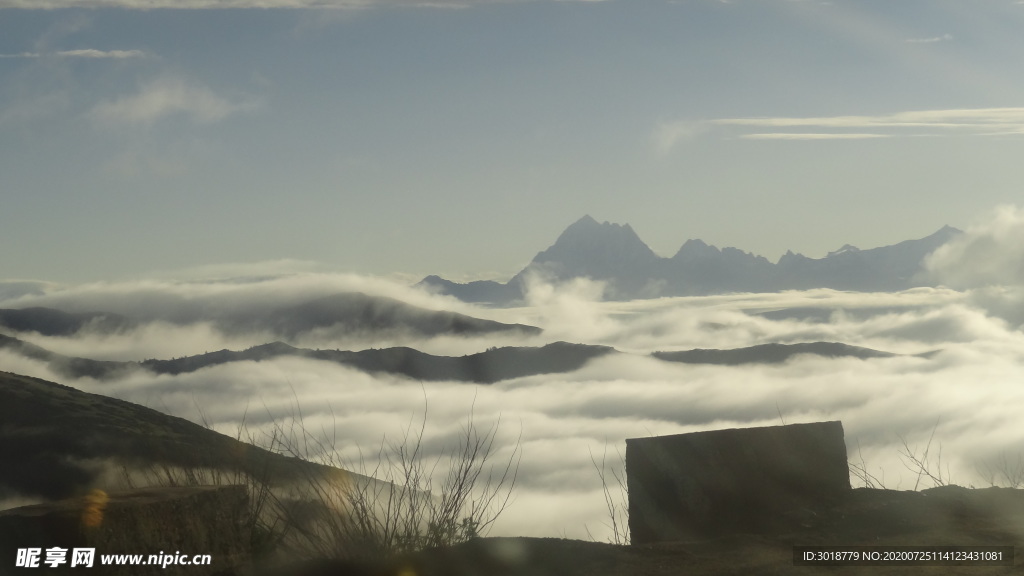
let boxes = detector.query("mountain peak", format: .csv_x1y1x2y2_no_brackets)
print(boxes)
572,214,599,227
827,244,860,258
518,217,659,289
541,217,656,259
671,238,723,261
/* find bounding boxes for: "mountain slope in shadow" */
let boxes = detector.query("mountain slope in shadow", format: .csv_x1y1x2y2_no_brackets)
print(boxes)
0,371,360,502
0,307,134,336
219,292,542,339
0,335,614,384
144,341,614,383
0,293,541,340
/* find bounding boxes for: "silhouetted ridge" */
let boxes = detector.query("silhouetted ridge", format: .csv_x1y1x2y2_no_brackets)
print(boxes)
147,340,615,383
224,292,541,339
652,342,900,365
0,335,612,384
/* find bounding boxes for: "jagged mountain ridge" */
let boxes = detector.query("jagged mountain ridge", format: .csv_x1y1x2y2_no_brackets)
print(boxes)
419,216,962,303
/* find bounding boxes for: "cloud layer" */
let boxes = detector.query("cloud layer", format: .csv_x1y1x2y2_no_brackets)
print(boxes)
4,207,1024,540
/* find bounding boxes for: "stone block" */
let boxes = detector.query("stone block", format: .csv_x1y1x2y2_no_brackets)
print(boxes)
626,421,850,543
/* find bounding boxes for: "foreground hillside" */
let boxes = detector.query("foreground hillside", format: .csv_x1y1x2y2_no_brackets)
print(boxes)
262,486,1024,576
5,371,1024,575
0,371,356,502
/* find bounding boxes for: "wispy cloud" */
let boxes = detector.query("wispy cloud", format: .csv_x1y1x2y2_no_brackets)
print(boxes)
652,120,707,156
91,76,259,126
0,49,145,59
906,33,953,44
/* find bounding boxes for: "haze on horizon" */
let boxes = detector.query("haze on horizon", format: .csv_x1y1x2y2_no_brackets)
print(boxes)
4,0,1024,283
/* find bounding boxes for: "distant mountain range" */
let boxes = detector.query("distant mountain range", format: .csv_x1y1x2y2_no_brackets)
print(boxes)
0,292,541,340
419,216,962,303
0,334,925,384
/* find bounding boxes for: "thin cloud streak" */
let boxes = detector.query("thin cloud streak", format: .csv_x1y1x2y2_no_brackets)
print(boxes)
655,107,1024,151
714,107,1024,130
0,49,146,58
740,133,889,140
0,0,590,8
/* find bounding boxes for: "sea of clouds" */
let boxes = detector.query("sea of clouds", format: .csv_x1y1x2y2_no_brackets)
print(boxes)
3,206,1024,541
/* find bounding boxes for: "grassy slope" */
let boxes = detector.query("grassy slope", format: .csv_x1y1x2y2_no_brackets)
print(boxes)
0,371,357,501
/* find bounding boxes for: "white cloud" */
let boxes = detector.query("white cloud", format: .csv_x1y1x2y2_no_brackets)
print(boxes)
91,76,258,127
740,132,889,140
925,205,1024,290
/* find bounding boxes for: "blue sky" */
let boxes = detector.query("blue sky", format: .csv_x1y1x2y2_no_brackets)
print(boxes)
3,0,1024,282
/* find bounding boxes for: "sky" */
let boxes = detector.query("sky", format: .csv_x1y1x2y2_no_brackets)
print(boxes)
7,0,1024,548
4,0,1024,283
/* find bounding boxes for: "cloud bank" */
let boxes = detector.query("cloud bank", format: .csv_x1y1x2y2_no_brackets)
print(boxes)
926,205,1024,290
4,207,1024,540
